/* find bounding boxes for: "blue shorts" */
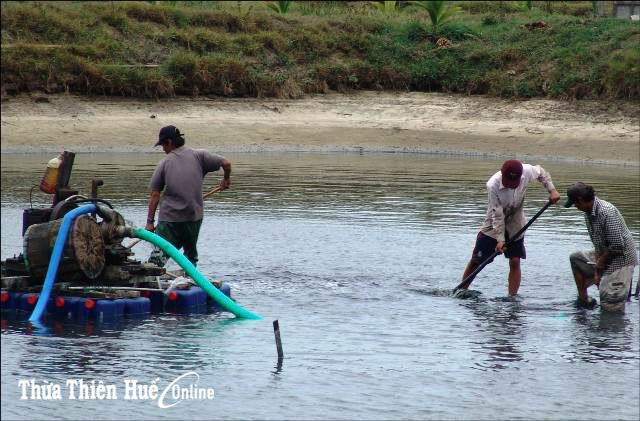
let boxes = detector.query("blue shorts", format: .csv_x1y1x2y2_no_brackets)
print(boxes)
471,231,526,264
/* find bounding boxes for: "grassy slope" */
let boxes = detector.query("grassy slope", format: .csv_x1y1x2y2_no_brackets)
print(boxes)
1,1,638,100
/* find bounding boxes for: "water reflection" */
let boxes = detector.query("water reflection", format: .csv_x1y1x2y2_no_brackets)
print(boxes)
1,153,638,420
272,359,284,376
568,311,637,364
1,153,638,235
464,298,527,370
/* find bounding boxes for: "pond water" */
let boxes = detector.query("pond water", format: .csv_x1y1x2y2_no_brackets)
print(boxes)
1,152,639,420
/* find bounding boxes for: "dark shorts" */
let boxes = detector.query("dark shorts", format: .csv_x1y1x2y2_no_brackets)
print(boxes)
471,231,526,264
152,219,203,265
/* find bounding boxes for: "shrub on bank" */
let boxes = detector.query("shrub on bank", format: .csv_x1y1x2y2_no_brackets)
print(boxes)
1,1,638,100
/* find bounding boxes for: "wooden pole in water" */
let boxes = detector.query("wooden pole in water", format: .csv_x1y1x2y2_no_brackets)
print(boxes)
273,320,284,361
203,185,223,199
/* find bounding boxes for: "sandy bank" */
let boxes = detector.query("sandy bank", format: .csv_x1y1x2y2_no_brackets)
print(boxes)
1,91,638,166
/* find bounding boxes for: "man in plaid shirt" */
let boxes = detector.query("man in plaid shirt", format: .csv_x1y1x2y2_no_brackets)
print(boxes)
565,182,638,310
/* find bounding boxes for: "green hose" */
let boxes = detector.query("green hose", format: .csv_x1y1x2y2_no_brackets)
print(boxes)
132,229,260,320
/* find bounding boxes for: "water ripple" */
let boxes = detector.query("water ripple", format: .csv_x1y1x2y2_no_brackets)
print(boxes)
1,152,639,420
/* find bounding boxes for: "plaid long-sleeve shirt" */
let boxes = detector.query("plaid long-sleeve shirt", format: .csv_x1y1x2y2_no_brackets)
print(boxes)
586,197,638,276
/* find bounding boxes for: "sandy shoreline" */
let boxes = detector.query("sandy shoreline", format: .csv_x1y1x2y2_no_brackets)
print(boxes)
1,91,638,166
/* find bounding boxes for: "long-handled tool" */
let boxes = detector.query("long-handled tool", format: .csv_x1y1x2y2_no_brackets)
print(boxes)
453,200,553,293
126,186,224,249
203,185,223,199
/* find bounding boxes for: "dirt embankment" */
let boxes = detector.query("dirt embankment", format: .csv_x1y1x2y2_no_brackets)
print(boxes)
1,92,638,166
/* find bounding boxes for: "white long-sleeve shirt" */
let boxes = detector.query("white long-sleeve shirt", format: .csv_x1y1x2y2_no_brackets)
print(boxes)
480,164,555,242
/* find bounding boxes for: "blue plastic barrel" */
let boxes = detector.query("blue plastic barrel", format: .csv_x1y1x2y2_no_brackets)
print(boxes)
20,293,52,313
191,287,207,307
76,298,96,320
166,287,212,314
123,297,151,316
98,299,125,322
1,292,23,311
208,283,232,309
221,283,231,298
77,298,125,322
143,291,165,313
143,284,232,314
47,296,82,320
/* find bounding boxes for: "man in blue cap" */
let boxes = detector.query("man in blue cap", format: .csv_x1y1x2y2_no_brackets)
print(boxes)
146,125,231,266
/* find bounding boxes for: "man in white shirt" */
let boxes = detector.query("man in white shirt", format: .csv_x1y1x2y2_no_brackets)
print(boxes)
458,160,561,295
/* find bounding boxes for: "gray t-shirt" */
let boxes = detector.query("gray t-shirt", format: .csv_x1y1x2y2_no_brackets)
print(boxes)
150,146,225,222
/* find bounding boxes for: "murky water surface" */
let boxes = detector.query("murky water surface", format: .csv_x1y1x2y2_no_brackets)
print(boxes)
1,153,639,420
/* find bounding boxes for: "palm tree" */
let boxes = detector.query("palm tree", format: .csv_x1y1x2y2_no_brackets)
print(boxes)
408,1,461,37
265,1,291,14
370,1,399,15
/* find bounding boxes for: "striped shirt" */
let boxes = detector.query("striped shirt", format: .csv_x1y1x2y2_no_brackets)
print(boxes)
481,164,556,242
585,197,638,275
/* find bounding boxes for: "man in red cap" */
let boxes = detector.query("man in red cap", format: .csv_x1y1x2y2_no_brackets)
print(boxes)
458,160,560,295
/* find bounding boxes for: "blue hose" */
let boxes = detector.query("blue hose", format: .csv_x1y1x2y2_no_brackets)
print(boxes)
28,204,97,323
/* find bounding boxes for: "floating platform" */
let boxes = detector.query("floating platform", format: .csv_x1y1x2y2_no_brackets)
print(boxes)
1,283,232,323
1,150,251,323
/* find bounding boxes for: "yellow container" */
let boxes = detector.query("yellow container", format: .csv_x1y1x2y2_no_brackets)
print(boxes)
39,154,62,194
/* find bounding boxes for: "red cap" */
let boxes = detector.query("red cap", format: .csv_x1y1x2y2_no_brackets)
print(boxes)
501,160,523,188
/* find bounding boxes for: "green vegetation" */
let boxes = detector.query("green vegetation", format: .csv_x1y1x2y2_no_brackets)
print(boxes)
409,1,462,36
265,1,291,14
1,1,638,100
370,1,400,15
